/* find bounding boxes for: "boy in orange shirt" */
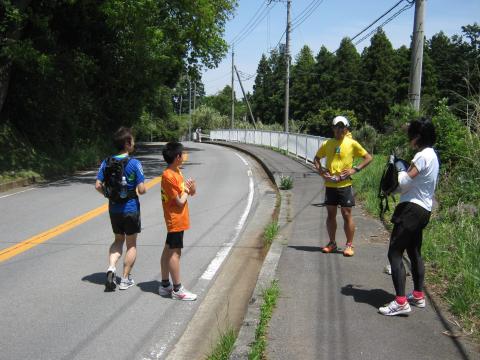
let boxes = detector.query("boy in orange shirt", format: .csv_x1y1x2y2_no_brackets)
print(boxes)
159,142,197,301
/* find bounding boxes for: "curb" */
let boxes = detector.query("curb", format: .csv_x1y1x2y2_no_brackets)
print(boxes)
0,176,38,193
205,141,289,359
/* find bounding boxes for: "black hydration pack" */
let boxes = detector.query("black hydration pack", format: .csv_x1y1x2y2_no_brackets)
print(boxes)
102,157,137,203
378,154,409,220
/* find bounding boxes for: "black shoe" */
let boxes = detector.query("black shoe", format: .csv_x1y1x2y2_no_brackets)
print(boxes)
105,270,116,292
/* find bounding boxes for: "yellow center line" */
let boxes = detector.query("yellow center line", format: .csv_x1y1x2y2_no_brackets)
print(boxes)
0,176,162,263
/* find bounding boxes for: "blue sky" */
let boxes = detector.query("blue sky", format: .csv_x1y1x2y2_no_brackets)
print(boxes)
202,0,480,96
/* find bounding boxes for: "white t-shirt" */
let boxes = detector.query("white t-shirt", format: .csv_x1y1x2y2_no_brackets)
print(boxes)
400,147,439,211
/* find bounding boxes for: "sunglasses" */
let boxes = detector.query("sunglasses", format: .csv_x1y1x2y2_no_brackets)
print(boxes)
332,124,346,129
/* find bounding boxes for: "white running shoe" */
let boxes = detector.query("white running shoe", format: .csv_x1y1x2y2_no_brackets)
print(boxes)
158,284,173,297
407,293,426,308
172,286,197,301
379,300,411,316
118,275,135,290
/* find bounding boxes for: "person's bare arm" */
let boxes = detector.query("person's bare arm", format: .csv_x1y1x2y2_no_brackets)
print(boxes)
137,182,146,195
341,152,373,178
95,180,104,195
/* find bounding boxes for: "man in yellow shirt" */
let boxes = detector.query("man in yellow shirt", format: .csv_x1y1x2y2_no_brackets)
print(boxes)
314,116,372,256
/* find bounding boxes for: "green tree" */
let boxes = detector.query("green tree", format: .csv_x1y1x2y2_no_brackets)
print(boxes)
290,45,315,122
357,29,397,130
251,54,271,124
311,46,336,111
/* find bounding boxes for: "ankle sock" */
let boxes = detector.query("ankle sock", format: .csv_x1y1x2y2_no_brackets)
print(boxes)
107,266,116,273
161,280,171,288
396,296,407,305
173,283,181,292
413,290,424,299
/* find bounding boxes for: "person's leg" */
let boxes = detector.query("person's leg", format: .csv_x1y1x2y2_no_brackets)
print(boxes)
388,223,409,297
168,248,182,286
326,205,338,244
108,234,125,269
122,233,137,278
406,230,425,292
340,207,354,244
160,244,170,281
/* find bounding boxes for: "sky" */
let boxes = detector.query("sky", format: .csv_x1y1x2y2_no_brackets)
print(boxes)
201,0,480,96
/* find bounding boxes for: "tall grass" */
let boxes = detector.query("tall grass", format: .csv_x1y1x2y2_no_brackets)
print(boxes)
206,327,236,360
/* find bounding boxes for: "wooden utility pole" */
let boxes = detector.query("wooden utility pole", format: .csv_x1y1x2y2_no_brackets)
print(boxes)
284,0,291,133
408,0,426,111
234,65,257,128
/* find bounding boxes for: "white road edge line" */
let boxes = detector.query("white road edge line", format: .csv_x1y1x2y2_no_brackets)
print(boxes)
0,187,35,199
201,153,254,280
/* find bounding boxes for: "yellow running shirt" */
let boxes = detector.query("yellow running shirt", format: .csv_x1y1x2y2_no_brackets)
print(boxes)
316,137,367,188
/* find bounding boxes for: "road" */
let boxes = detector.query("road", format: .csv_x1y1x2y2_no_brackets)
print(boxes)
0,142,270,360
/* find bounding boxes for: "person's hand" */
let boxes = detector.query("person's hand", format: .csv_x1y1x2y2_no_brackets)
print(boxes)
185,178,196,196
340,168,355,179
322,172,338,182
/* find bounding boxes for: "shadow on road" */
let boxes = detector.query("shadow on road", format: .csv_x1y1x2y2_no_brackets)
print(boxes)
341,284,394,309
137,280,160,295
82,272,108,286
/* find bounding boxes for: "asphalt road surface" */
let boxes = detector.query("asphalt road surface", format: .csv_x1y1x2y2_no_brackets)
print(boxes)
0,142,263,360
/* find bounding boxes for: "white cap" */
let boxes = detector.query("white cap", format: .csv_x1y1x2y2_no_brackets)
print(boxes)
332,116,349,127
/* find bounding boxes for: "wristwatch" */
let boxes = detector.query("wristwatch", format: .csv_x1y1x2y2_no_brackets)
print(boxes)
353,166,361,173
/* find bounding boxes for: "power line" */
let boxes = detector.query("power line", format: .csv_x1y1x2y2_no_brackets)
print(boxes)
333,0,414,53
291,0,325,31
229,1,268,45
230,1,277,47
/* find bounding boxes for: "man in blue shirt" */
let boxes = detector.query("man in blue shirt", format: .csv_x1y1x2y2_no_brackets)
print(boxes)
95,127,146,291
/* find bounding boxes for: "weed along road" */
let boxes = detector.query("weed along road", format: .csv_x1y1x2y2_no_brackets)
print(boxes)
0,142,275,360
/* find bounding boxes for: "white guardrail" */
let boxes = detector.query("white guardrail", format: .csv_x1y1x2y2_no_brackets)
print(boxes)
210,129,327,164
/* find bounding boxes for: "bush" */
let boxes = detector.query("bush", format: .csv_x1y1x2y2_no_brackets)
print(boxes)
353,124,377,154
305,108,358,137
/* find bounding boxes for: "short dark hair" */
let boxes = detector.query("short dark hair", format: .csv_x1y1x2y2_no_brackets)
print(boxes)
113,127,134,151
162,142,184,164
408,117,436,148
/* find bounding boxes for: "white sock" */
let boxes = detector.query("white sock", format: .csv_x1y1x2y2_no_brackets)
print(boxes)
107,266,116,273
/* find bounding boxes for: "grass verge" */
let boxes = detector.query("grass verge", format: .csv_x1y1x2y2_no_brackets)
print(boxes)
249,280,280,359
206,327,236,360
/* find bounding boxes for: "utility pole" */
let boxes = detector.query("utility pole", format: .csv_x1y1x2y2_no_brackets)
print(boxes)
193,82,196,111
231,47,235,128
408,0,426,111
188,76,192,141
284,0,291,133
234,65,257,129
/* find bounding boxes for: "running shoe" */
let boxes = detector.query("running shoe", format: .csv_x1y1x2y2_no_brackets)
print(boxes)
118,274,135,290
379,300,411,316
322,242,337,253
172,286,197,301
105,270,116,292
158,284,173,297
407,293,426,308
343,244,354,257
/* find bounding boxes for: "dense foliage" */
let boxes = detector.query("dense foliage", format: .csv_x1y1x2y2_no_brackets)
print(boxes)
0,0,236,174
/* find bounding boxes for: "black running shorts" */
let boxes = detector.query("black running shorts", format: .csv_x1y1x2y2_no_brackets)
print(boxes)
324,186,355,208
109,212,141,235
166,231,184,249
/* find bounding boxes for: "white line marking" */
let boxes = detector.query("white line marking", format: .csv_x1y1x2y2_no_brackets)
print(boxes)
201,160,254,280
235,152,249,166
0,187,35,199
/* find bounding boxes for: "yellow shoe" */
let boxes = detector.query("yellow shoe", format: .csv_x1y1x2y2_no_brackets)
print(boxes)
322,242,337,253
343,244,354,257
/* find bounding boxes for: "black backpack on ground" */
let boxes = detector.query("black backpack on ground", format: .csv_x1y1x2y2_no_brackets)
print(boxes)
378,154,409,220
102,157,137,203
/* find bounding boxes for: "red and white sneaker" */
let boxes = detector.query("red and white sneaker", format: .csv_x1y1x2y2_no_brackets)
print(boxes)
172,286,197,301
379,300,411,316
407,293,426,308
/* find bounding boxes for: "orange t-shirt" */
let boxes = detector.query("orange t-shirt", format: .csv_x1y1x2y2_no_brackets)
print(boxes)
161,168,190,232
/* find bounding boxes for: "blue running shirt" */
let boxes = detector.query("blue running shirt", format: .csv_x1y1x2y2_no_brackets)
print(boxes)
96,154,145,213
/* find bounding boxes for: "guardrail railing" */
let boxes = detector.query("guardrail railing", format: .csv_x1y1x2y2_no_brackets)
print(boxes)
210,129,327,163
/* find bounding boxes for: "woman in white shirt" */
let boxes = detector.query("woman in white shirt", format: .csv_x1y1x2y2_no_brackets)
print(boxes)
379,118,439,316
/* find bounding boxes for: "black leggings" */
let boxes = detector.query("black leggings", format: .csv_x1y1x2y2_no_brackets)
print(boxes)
388,202,431,297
